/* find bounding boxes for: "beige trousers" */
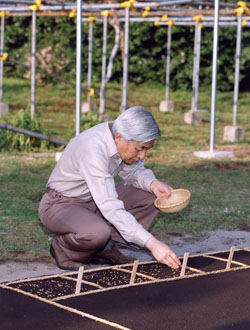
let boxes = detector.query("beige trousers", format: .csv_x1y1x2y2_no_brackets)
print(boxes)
39,183,158,263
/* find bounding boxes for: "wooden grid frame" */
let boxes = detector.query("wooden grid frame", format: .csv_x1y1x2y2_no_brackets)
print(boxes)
1,247,250,330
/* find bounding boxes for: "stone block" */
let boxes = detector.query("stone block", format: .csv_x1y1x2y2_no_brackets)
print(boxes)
55,152,62,162
159,100,174,113
223,125,245,142
81,102,97,113
0,102,9,116
184,110,202,125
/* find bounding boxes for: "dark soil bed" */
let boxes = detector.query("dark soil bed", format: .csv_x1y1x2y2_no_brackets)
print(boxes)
9,277,99,299
58,268,250,330
0,287,113,330
2,249,250,330
68,268,148,287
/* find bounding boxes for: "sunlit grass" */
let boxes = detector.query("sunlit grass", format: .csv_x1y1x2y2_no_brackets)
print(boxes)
0,77,250,260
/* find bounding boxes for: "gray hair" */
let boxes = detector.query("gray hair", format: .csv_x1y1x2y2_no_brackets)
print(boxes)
112,106,161,143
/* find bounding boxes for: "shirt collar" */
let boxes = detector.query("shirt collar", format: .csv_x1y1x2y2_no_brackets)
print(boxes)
105,122,121,160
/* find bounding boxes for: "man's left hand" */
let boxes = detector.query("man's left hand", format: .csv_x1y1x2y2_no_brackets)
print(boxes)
150,180,173,198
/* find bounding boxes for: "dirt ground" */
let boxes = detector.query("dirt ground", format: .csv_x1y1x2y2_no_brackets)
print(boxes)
1,229,250,283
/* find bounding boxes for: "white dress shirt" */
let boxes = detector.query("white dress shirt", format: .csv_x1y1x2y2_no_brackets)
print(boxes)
47,122,156,246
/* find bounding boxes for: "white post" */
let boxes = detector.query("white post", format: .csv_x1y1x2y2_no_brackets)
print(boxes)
191,21,201,112
76,0,82,136
99,14,108,119
87,20,93,103
0,15,5,102
165,24,172,101
30,10,36,120
233,14,242,126
122,7,130,112
209,0,219,153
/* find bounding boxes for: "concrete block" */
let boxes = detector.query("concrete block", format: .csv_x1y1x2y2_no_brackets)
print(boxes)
223,125,245,142
159,100,174,113
184,110,202,125
81,102,97,113
197,109,207,113
55,152,62,162
0,102,9,116
194,150,235,159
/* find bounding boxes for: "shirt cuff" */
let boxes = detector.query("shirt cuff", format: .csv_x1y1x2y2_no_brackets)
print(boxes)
142,175,156,193
134,227,153,247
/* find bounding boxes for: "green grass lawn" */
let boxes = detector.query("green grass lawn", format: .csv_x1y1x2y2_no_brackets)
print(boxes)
0,77,250,261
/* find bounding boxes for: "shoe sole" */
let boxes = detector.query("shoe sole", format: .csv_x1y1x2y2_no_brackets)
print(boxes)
90,256,114,265
93,250,136,265
50,243,80,271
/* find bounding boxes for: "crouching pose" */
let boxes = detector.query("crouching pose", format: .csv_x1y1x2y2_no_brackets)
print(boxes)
39,106,180,270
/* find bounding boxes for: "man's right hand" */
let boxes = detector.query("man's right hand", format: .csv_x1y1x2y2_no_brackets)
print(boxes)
145,236,181,269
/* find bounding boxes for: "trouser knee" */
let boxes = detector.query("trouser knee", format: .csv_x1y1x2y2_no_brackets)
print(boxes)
60,225,111,253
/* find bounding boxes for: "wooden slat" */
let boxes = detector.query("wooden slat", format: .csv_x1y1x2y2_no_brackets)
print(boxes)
180,252,189,277
129,260,139,285
204,255,247,267
113,266,156,281
61,275,104,289
75,266,84,295
226,247,235,270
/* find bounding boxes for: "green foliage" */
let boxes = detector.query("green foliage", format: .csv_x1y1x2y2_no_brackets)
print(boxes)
0,109,53,152
68,112,104,140
0,129,8,150
81,112,103,131
5,16,77,81
5,16,250,92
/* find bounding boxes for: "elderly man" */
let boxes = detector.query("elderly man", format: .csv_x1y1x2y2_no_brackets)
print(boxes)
39,106,180,270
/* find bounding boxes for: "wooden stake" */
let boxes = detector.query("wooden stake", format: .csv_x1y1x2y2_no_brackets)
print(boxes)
226,246,235,270
75,266,84,295
180,252,189,277
129,260,139,285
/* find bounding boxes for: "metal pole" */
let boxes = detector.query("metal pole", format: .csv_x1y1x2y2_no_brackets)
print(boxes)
0,122,68,146
76,0,82,136
194,22,201,112
165,24,172,101
0,15,5,102
209,0,219,153
122,7,130,112
233,13,242,126
191,21,198,112
87,20,93,103
0,0,194,12
99,14,108,119
30,10,36,119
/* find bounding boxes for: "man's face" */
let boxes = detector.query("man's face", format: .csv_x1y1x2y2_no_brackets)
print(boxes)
114,133,155,164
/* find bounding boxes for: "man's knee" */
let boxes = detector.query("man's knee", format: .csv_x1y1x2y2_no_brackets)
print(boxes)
76,225,111,250
89,226,111,248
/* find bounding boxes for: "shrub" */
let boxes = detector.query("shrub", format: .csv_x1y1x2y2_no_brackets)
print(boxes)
68,112,103,140
0,109,53,151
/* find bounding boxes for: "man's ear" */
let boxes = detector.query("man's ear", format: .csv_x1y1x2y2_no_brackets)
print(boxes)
114,132,123,144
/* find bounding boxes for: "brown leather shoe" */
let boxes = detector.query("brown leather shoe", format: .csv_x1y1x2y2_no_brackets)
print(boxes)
50,237,84,271
92,245,137,265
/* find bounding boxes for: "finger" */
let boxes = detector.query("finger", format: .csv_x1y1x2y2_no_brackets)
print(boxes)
165,187,172,197
165,254,181,269
168,259,180,269
164,259,178,269
164,190,171,198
